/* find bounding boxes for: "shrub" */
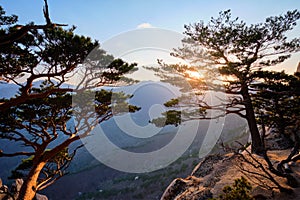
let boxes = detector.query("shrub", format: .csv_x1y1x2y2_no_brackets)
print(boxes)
211,176,253,200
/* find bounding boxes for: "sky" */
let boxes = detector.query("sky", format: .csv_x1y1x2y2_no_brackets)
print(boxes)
1,0,300,74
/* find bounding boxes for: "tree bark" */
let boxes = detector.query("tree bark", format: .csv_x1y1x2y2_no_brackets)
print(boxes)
241,85,264,154
17,161,46,200
16,136,80,200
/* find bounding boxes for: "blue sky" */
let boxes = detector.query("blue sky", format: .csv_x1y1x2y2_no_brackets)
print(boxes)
1,0,300,73
1,0,299,41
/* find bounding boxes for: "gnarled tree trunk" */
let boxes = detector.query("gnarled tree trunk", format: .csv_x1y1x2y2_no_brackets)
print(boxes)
17,160,46,200
242,85,264,154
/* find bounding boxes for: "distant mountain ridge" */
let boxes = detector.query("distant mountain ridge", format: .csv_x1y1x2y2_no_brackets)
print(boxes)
0,80,249,182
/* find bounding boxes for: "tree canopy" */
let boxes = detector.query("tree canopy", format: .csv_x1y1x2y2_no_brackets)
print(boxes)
154,9,300,154
0,2,138,200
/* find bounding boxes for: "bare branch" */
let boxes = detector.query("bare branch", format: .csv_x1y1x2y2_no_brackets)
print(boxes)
0,150,35,157
0,0,67,46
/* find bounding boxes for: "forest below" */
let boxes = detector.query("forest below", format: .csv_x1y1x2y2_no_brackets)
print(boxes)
0,1,300,200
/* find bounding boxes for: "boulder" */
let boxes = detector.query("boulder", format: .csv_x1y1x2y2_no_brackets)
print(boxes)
35,193,48,200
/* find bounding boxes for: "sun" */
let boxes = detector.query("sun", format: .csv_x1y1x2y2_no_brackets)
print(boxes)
186,70,204,79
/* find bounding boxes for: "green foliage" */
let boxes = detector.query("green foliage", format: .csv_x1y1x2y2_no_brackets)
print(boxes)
151,110,181,127
164,98,179,107
102,58,137,81
8,148,72,180
211,177,254,200
152,9,300,154
0,86,72,142
0,4,137,109
252,71,300,137
9,156,34,179
182,9,300,67
0,3,138,194
0,6,17,26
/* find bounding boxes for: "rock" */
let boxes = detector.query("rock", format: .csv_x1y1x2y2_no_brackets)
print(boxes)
0,180,11,200
194,189,213,200
0,178,48,200
161,153,238,200
191,154,223,177
10,178,23,198
160,178,188,200
15,179,23,192
161,176,204,200
35,193,48,200
0,193,7,200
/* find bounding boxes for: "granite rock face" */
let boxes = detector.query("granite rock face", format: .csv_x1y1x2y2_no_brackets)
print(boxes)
160,154,232,200
0,178,48,200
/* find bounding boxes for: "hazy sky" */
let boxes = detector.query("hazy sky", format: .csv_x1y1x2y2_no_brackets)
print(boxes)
1,0,300,73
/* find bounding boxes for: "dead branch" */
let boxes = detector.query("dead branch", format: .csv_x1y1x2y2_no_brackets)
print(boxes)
0,0,67,46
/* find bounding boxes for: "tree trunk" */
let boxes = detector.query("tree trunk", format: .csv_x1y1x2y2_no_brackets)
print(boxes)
242,85,264,154
17,161,46,200
276,102,287,136
245,106,264,154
